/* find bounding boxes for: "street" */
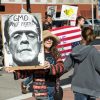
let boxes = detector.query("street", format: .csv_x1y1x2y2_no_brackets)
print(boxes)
0,69,73,100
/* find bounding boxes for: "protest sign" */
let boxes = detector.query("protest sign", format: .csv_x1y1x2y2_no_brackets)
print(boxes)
60,5,78,20
1,13,45,70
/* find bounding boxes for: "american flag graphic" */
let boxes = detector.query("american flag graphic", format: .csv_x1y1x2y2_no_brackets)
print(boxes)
50,26,82,61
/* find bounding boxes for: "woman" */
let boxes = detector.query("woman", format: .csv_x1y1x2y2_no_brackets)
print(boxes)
12,30,64,100
64,27,100,100
42,30,64,100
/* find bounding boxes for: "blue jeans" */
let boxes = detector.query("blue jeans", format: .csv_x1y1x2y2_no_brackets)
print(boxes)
74,92,96,100
23,75,33,86
47,86,55,100
36,86,55,100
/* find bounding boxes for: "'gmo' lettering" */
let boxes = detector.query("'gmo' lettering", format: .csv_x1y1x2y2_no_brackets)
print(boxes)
13,15,29,21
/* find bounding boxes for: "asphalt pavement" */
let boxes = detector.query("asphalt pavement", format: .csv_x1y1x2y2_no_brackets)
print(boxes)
0,69,73,100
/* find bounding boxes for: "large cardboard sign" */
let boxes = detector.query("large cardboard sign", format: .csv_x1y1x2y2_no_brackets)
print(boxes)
1,13,45,70
60,5,78,20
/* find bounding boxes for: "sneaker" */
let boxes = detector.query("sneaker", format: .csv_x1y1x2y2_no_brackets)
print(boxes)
21,82,28,94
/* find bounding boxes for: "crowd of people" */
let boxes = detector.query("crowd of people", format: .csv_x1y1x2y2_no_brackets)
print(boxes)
4,13,100,100
43,14,70,30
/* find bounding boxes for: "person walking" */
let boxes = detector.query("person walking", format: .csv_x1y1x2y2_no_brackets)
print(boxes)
64,27,100,100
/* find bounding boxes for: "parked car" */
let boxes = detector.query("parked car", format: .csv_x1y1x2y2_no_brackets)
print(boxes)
84,19,100,28
84,19,100,36
84,19,93,28
89,19,100,25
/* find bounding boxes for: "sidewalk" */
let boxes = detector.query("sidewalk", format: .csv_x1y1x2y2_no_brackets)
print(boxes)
24,88,74,100
25,88,100,100
62,88,74,100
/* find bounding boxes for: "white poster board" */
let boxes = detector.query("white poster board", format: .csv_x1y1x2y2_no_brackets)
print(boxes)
60,5,78,20
1,13,45,70
47,6,57,19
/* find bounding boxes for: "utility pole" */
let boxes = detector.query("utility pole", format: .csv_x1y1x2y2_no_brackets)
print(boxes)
92,0,94,29
0,0,5,12
26,0,31,13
